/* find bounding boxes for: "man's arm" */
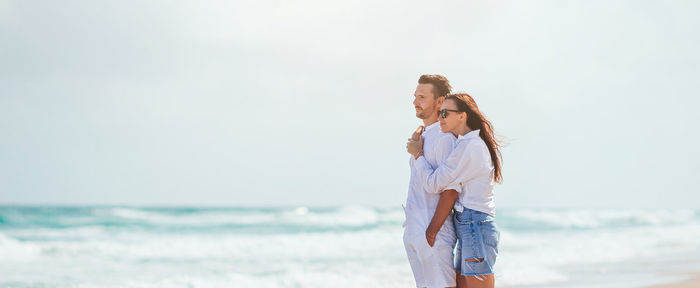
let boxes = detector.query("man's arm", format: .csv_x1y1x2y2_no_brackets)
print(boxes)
426,189,458,247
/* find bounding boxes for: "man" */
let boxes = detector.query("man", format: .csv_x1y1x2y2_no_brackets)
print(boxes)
403,74,460,288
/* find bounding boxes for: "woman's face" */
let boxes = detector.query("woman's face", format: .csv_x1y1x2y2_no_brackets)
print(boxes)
438,99,465,134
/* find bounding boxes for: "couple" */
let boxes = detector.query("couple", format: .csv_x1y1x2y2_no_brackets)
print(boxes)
403,75,503,288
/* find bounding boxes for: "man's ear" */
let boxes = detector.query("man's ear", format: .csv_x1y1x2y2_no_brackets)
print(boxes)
437,96,445,105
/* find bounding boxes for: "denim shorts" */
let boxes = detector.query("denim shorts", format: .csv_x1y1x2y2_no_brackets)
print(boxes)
453,208,500,276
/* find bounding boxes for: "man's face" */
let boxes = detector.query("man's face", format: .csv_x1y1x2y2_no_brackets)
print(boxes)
413,83,440,119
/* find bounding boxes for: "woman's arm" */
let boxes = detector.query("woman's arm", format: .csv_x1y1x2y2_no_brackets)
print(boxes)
413,148,464,194
425,133,459,246
413,140,488,194
426,189,458,247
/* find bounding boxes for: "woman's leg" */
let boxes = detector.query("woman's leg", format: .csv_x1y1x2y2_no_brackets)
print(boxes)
456,274,468,288
464,273,494,288
454,209,498,288
456,272,494,288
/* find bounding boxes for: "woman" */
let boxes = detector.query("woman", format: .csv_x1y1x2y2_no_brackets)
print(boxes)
406,93,503,288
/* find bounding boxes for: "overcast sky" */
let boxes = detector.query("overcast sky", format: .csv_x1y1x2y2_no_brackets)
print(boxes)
1,0,699,208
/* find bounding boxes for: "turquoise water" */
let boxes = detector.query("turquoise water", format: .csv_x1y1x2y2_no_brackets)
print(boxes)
1,206,699,287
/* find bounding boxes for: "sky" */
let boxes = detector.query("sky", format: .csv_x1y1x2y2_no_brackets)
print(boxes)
1,0,699,208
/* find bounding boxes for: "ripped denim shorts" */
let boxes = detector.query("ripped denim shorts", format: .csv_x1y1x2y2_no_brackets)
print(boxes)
453,207,500,276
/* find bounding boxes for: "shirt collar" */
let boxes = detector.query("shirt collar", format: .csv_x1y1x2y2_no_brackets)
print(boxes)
423,121,441,133
457,129,480,140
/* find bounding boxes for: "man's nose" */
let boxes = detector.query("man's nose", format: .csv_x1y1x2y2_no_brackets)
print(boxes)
413,98,419,106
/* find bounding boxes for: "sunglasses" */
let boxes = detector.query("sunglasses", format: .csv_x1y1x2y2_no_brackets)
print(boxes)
438,109,461,119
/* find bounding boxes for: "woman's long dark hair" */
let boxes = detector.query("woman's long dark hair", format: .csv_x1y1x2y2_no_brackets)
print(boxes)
446,93,503,183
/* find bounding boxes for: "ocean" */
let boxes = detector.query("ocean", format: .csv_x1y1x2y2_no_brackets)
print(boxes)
1,206,699,287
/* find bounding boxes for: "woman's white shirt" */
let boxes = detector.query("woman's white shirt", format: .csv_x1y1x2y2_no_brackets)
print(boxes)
412,129,496,216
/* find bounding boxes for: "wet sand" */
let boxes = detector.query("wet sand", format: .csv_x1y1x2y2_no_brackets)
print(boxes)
648,272,700,288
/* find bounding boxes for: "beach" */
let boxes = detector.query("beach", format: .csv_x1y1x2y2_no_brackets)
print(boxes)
1,206,699,287
649,272,700,288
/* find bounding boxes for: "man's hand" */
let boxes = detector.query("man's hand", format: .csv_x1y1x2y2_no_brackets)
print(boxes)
406,126,424,157
425,227,438,247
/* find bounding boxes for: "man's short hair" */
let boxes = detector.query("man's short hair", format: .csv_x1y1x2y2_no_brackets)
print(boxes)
418,74,452,98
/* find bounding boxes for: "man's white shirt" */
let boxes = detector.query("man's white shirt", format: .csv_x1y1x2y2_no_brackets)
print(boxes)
404,121,459,232
403,121,460,288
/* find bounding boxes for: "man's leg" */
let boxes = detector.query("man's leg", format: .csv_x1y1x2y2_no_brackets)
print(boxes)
404,235,426,287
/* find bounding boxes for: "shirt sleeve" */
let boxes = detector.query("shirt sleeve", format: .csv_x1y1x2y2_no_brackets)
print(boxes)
433,134,454,168
432,134,461,192
413,140,489,194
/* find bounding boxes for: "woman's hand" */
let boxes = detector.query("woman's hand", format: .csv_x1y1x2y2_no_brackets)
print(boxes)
406,139,423,158
425,227,438,247
406,126,424,158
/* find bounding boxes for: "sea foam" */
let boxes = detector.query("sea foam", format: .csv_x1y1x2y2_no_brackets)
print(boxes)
1,206,699,287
